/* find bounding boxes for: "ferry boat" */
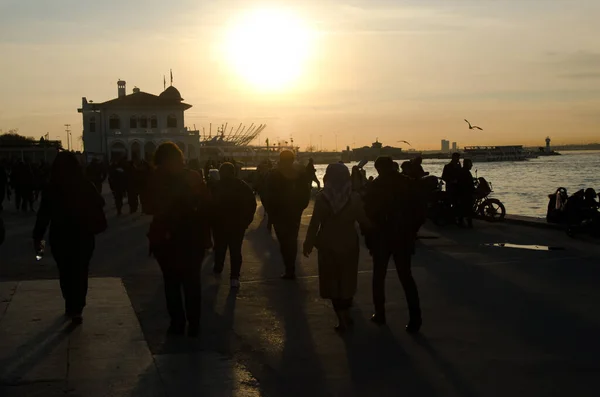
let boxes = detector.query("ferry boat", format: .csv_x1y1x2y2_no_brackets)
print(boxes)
463,146,538,162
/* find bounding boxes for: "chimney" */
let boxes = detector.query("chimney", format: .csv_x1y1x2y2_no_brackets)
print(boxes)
117,80,126,98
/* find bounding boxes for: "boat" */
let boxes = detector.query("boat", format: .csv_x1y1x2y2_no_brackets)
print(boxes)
463,146,538,162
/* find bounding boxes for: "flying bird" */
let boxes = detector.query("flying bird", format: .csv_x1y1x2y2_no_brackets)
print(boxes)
464,119,483,130
397,140,412,146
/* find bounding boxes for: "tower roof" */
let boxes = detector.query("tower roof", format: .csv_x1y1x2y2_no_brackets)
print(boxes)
159,86,183,101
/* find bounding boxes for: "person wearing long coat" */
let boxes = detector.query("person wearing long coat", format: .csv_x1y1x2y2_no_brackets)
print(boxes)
146,142,212,338
303,163,370,332
33,151,106,323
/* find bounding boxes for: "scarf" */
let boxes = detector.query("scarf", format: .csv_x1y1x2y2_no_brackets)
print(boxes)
322,163,352,214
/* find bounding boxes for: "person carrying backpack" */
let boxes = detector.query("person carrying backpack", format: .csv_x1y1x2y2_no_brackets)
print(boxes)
364,156,426,333
265,151,311,279
32,151,107,324
146,142,211,337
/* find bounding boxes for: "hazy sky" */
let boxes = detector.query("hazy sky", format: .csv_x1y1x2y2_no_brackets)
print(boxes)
1,0,599,150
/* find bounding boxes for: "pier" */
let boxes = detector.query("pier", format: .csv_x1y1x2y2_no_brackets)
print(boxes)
1,188,599,396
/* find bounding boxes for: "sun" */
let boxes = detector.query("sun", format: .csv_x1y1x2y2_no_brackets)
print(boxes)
223,9,314,91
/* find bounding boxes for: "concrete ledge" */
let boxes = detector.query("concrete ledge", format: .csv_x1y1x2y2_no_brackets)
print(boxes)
504,215,564,230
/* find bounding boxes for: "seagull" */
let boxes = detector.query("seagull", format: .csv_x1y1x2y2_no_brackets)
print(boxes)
397,140,412,146
464,119,483,130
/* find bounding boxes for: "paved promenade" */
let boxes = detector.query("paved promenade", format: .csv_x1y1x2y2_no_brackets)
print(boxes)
1,186,600,396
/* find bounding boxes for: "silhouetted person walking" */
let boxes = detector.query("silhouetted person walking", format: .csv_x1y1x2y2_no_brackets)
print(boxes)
266,151,311,279
457,159,475,228
364,156,425,333
86,158,107,193
303,163,370,332
146,143,211,337
12,161,35,212
108,160,127,215
126,161,142,214
32,151,107,324
212,162,257,288
442,152,462,222
255,160,273,233
306,158,321,189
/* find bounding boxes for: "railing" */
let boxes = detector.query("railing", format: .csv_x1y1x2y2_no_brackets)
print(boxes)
106,129,199,137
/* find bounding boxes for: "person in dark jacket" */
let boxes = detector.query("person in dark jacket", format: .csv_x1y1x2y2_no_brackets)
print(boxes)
32,151,106,324
265,150,311,279
12,160,35,212
255,160,274,232
442,153,462,193
306,158,321,189
364,156,424,333
457,159,476,228
108,160,127,215
86,158,107,193
442,153,462,223
408,156,429,179
146,142,212,337
212,162,257,288
126,160,143,214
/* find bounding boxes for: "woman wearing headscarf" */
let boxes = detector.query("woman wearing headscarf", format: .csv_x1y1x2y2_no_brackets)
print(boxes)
33,151,106,323
303,163,370,332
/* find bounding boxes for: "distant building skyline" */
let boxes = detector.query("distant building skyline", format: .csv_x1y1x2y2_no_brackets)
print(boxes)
441,140,450,152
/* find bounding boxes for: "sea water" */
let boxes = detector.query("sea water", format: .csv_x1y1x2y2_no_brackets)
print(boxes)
313,151,600,218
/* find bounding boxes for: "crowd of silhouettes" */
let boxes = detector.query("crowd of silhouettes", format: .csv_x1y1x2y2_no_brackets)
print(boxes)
12,144,460,337
0,158,51,213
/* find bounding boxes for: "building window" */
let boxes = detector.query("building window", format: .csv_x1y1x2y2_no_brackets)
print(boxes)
89,116,96,133
109,115,120,129
167,115,177,128
130,116,137,129
139,116,148,129
150,116,158,129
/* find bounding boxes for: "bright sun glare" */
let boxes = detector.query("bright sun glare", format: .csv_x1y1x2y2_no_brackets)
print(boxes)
224,9,313,91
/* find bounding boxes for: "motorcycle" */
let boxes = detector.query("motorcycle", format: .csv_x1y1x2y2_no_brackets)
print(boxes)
473,177,506,222
426,176,506,225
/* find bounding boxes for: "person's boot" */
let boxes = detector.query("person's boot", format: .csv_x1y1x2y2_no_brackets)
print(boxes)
70,312,83,325
371,311,386,325
188,324,200,338
334,310,347,333
280,273,296,280
406,307,422,334
167,321,185,336
405,317,422,334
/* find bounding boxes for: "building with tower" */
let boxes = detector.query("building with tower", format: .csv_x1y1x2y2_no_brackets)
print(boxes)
78,80,200,162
